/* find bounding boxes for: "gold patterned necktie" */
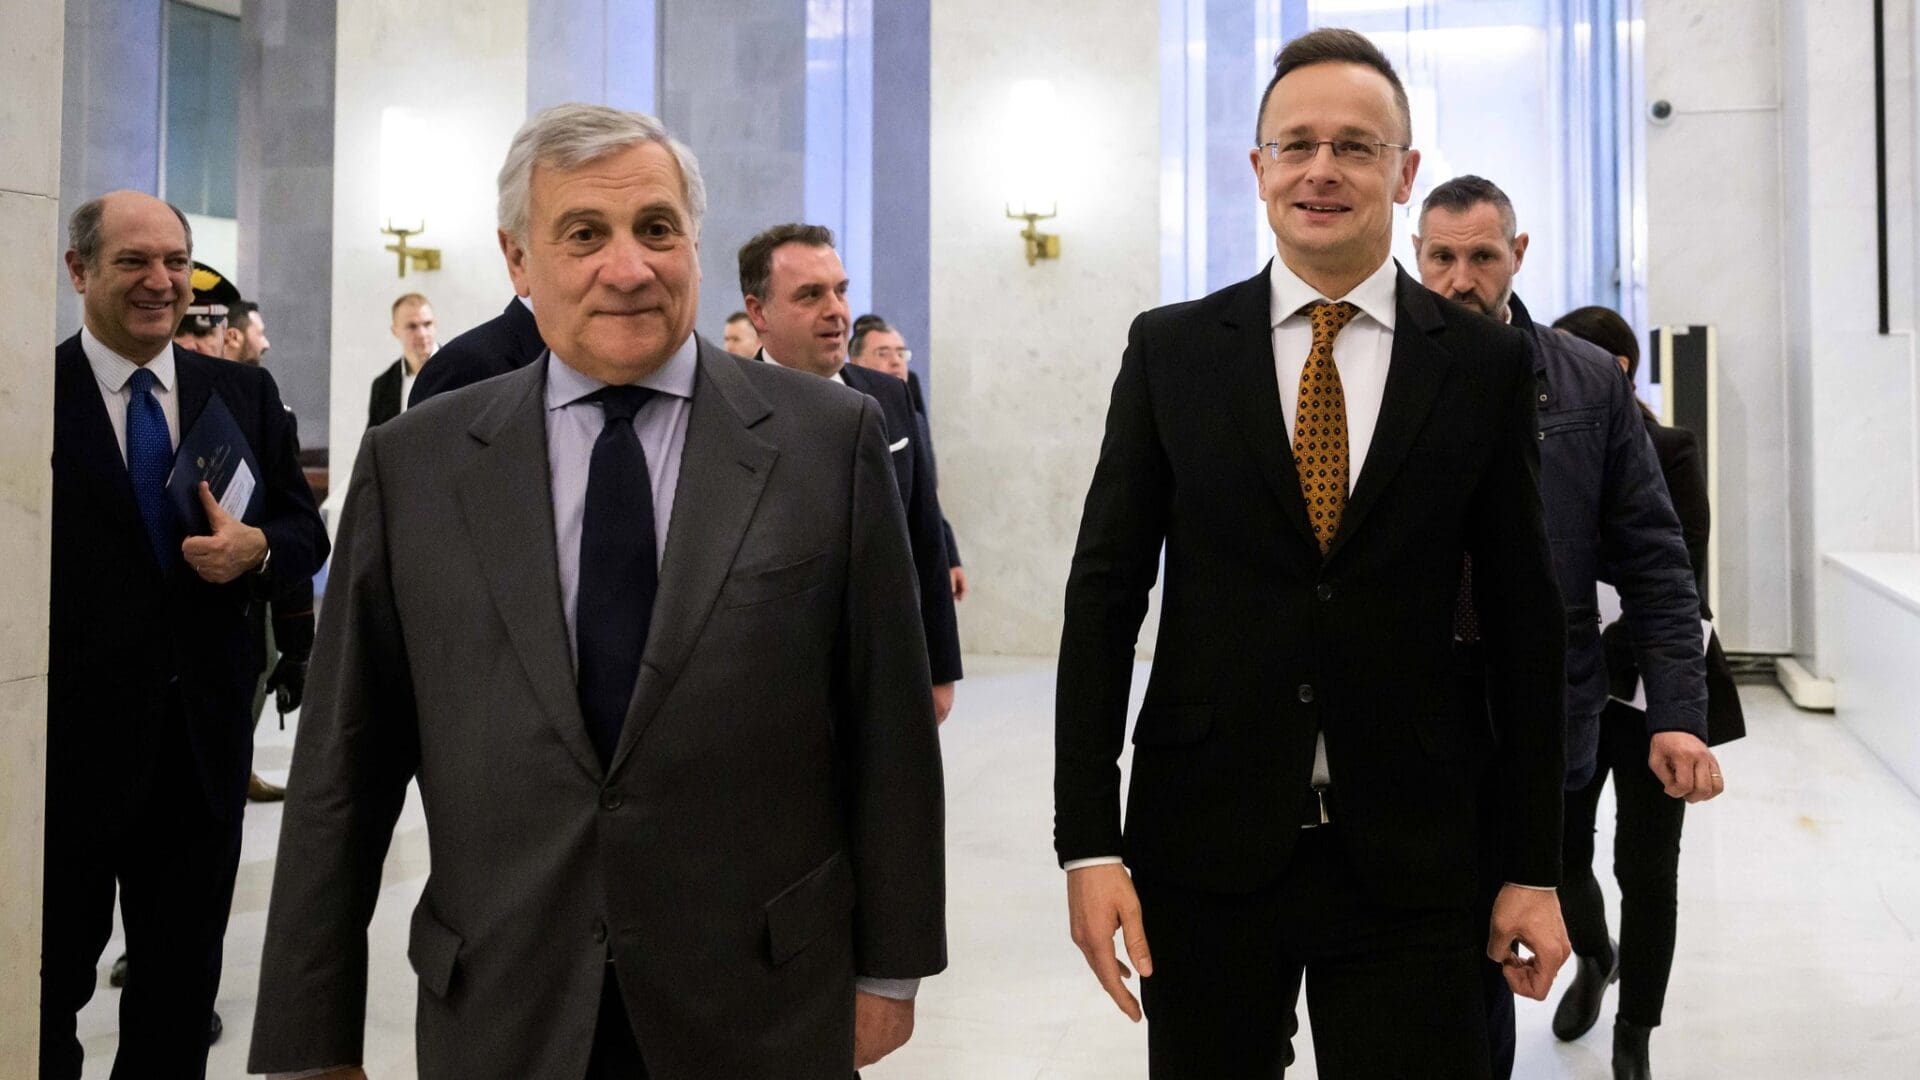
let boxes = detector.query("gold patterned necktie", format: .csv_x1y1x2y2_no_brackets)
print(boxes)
1295,301,1361,554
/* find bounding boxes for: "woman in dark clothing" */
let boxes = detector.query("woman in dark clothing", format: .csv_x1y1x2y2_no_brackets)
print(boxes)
1550,306,1747,1080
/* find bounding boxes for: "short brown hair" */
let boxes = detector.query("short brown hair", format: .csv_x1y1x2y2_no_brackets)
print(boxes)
69,195,194,268
1257,28,1411,144
738,223,835,302
391,292,431,318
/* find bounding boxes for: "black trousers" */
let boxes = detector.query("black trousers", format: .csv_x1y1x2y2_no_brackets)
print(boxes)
1133,827,1492,1079
39,735,243,1080
1560,699,1686,1026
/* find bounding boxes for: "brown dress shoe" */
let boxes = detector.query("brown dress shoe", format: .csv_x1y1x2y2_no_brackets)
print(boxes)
247,773,285,802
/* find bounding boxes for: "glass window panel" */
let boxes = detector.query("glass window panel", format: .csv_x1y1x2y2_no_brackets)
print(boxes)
164,1,240,219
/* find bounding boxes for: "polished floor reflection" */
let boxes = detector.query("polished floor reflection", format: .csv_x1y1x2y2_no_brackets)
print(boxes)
75,658,1920,1078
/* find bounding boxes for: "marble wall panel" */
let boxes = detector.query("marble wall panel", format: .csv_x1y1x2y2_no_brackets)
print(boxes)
0,191,58,687
238,0,337,445
659,0,807,342
327,0,528,508
1644,104,1790,652
929,0,1161,656
0,674,51,1072
2,0,60,1065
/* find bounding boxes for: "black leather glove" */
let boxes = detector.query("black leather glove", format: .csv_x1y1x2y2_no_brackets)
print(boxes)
267,655,308,714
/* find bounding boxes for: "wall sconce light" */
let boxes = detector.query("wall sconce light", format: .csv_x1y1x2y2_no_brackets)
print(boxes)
379,107,441,277
1004,79,1062,267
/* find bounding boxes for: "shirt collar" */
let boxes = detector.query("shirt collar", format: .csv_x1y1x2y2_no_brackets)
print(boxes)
1268,255,1400,332
80,324,175,393
547,332,699,411
760,348,847,384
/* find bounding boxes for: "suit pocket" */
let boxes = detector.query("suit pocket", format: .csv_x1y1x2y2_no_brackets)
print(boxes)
1403,712,1489,763
408,901,464,999
764,849,856,965
1540,405,1604,439
721,551,832,609
1130,703,1214,747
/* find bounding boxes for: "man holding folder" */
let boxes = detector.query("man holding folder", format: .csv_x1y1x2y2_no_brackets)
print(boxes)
41,189,328,1079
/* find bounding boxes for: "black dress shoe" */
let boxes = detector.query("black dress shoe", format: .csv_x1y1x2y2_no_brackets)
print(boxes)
1613,1018,1652,1080
208,1010,223,1046
1551,937,1618,1041
108,952,128,988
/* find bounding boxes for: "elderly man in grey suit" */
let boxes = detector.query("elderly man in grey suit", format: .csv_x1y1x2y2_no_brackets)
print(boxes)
248,104,947,1080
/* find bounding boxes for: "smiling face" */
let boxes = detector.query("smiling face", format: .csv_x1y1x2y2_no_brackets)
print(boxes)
1250,61,1419,294
500,140,700,384
66,191,194,361
1415,201,1527,321
744,242,851,378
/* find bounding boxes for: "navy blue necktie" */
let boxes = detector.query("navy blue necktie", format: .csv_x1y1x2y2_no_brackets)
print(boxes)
576,385,659,768
126,367,178,569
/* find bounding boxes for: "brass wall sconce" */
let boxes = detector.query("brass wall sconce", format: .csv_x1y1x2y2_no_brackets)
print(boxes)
1006,206,1061,266
381,222,441,277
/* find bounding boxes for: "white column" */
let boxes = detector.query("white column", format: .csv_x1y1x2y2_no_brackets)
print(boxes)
0,0,65,1067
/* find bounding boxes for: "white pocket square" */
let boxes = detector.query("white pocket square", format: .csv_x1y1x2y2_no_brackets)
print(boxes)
889,437,910,452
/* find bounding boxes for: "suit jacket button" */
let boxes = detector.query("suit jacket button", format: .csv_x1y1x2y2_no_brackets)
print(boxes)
1297,684,1314,704
1316,583,1333,601
601,791,622,811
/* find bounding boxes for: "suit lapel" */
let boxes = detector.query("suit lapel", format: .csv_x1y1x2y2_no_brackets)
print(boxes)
1326,268,1453,560
609,341,777,774
453,357,604,781
55,340,148,544
1219,265,1321,553
174,346,215,443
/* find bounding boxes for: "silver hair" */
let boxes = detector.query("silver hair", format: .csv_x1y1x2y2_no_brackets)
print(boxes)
497,103,707,245
68,195,194,267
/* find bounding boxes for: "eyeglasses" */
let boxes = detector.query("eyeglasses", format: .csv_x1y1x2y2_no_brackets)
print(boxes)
868,347,913,363
1258,139,1410,166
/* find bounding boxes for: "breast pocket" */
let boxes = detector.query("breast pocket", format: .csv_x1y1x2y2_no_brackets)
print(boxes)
720,551,833,608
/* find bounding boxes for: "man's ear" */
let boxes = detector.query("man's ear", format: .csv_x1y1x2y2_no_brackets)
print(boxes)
64,250,89,294
1393,148,1422,205
1511,232,1530,272
499,229,532,298
743,295,769,335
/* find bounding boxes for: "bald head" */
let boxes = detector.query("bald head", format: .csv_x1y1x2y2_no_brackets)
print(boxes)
65,191,195,361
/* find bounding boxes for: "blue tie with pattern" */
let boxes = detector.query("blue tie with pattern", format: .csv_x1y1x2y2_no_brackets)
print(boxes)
126,367,178,569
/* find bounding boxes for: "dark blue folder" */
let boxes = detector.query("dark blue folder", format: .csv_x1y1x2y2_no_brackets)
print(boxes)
166,392,262,533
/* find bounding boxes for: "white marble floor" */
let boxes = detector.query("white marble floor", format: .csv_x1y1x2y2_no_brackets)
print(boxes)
75,657,1920,1078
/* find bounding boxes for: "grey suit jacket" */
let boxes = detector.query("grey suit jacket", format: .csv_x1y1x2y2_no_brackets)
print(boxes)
249,339,947,1080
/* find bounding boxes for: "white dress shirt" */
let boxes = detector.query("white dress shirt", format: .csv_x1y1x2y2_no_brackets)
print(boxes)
81,325,178,462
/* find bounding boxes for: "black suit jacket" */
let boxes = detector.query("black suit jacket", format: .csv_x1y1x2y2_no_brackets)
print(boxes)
839,362,962,684
1055,264,1567,906
368,358,405,428
1603,422,1746,746
407,297,545,408
906,370,962,568
49,335,328,834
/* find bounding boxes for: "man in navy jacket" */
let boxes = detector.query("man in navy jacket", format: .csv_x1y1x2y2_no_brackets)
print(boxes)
42,191,328,1079
1415,174,1716,1080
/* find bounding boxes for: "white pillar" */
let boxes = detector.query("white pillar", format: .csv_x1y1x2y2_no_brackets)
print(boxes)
0,0,65,1067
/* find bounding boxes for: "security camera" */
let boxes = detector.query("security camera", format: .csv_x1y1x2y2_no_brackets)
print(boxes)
1648,100,1674,124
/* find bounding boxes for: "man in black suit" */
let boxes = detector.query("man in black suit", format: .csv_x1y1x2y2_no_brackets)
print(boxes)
405,292,545,407
1414,177,1716,1079
1055,30,1570,1077
367,291,439,426
43,190,328,1079
739,224,962,722
851,318,968,602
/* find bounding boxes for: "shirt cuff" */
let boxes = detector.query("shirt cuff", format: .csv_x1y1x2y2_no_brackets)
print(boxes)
1507,882,1556,892
856,976,920,1000
1063,856,1125,871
